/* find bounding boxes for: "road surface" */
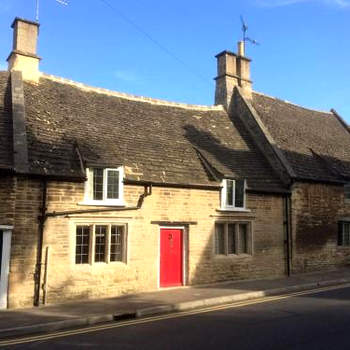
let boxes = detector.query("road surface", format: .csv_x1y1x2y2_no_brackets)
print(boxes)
2,284,350,349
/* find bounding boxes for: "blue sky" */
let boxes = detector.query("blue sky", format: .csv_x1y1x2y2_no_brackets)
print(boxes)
0,0,349,122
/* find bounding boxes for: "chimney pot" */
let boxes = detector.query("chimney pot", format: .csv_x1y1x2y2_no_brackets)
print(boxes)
238,41,245,57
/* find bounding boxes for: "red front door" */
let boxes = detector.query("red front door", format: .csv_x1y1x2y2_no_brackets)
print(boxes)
160,229,183,287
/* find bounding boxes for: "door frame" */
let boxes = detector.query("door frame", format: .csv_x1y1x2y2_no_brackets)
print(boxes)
158,226,187,289
0,225,13,309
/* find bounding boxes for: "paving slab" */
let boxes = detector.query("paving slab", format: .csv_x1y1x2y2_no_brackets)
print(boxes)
1,268,350,339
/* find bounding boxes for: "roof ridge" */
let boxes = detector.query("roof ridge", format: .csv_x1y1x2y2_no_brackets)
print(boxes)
253,90,332,115
40,73,224,111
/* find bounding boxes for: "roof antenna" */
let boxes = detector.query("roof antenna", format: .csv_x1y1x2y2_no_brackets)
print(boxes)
240,16,259,46
35,0,68,22
35,0,39,22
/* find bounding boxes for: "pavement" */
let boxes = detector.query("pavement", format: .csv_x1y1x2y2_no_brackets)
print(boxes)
1,268,350,340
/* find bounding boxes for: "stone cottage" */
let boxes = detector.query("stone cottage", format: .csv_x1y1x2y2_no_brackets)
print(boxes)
0,17,349,309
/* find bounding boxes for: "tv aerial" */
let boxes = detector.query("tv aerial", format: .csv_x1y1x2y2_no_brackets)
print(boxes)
240,16,259,46
36,0,69,22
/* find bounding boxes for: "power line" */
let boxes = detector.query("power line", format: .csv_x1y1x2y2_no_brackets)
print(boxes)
96,0,211,86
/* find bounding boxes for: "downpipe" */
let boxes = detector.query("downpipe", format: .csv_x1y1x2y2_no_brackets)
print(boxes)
33,182,152,306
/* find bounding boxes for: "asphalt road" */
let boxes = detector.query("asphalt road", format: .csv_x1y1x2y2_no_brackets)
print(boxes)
3,285,350,350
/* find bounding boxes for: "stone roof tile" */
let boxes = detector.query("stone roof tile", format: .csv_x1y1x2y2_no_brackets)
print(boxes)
17,76,285,191
252,92,350,183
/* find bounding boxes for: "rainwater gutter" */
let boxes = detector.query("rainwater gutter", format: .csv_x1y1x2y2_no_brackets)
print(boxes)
44,184,152,218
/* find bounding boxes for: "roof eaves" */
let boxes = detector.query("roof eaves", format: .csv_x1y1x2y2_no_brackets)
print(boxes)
293,176,348,186
124,178,221,190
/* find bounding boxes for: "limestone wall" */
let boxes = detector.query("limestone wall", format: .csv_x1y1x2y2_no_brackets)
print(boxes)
0,175,16,227
7,177,286,308
291,182,350,273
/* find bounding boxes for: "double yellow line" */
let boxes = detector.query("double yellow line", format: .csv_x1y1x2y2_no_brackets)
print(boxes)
1,283,348,347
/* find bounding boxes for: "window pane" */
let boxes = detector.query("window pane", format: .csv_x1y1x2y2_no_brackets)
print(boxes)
76,226,90,264
226,180,234,206
227,224,236,254
345,184,350,200
235,180,245,208
95,225,107,262
344,223,350,246
238,224,248,254
110,225,124,262
215,224,225,254
338,222,344,246
107,170,119,199
93,169,104,200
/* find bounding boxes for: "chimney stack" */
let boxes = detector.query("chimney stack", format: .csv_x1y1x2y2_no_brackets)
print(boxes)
7,18,41,83
215,41,252,109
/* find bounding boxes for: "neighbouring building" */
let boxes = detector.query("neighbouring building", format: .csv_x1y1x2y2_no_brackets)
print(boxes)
0,18,349,309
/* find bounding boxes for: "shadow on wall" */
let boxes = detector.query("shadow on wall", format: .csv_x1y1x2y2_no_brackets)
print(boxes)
9,177,42,309
183,123,350,277
183,124,288,282
279,150,350,254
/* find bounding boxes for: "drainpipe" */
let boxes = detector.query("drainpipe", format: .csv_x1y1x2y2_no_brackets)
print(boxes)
34,179,47,306
288,194,293,273
284,194,291,276
33,182,152,306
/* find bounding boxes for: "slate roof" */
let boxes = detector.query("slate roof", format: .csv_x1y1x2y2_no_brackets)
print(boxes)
0,72,286,192
252,92,350,183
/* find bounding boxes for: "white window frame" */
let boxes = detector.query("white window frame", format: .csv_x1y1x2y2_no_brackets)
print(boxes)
220,179,246,211
74,223,128,265
214,222,253,256
83,167,124,206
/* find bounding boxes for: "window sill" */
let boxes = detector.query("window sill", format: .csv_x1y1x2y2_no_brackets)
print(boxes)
78,200,125,207
216,208,251,213
74,261,127,267
214,253,252,259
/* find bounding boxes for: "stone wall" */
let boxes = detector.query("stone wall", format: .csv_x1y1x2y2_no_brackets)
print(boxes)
7,178,286,308
0,175,16,227
291,182,350,273
7,177,42,308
